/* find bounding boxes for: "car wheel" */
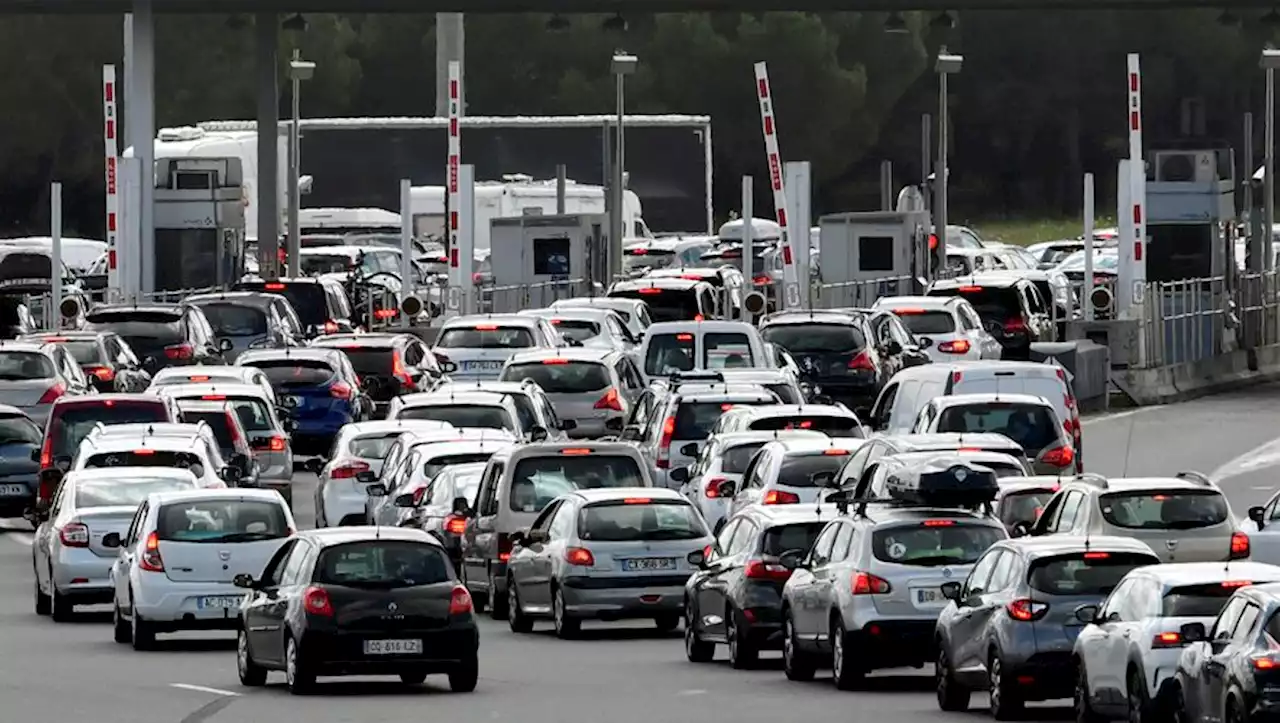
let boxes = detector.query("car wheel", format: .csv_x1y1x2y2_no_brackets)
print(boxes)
237,629,267,687
50,586,73,622
782,611,815,681
448,655,479,693
1225,695,1242,723
936,647,971,711
487,567,509,621
112,602,131,644
130,597,155,651
727,608,757,670
399,669,428,686
684,600,714,663
507,578,533,633
1075,663,1106,723
830,617,864,690
989,652,1023,720
33,572,50,616
285,635,314,695
461,564,487,613
1128,668,1152,723
552,586,579,639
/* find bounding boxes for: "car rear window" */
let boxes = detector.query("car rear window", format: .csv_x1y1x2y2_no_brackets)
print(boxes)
761,324,865,353
156,499,290,542
578,500,705,541
436,326,535,349
83,312,185,353
705,333,755,369
300,254,354,275
930,287,1022,323
509,454,646,512
936,402,1060,454
76,475,195,508
178,410,237,452
890,310,957,335
501,362,610,393
85,450,204,470
623,248,674,274
766,383,802,405
236,283,328,327
397,404,512,431
761,522,827,557
247,358,337,386
198,303,268,337
777,451,853,487
349,433,400,459
314,540,451,588
422,453,495,480
611,289,699,323
871,522,1005,566
645,333,696,376
51,401,171,458
674,400,770,441
747,415,863,437
999,489,1055,528
1163,583,1265,617
331,346,395,377
1099,491,1230,530
550,320,600,343
55,340,103,365
721,442,767,474
1028,552,1159,595
0,414,40,445
0,351,54,380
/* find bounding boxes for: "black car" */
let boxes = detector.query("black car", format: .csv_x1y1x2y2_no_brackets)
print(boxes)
234,277,356,338
758,310,896,409
235,527,479,694
311,333,444,416
927,274,1053,361
0,405,41,518
20,331,151,392
79,304,228,370
684,505,830,668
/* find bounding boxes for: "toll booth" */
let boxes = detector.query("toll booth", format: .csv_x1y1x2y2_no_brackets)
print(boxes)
486,213,605,312
816,209,930,308
152,157,247,292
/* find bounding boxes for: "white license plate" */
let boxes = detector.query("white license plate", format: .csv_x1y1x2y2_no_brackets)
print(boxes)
621,557,677,572
914,588,944,606
364,638,423,655
0,484,26,496
460,360,502,371
196,595,242,610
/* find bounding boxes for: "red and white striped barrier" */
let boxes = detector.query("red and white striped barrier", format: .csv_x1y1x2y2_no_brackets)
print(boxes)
103,65,119,297
1127,53,1146,304
753,62,802,310
447,60,462,311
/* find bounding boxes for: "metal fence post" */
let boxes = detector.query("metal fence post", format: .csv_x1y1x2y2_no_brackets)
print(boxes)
50,182,62,331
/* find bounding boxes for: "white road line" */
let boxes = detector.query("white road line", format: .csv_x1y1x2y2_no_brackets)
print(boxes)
1081,406,1164,426
1211,436,1280,482
677,689,707,696
169,683,241,697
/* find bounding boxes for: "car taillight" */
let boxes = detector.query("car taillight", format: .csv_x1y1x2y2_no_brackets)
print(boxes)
703,477,727,498
565,547,595,566
59,522,89,547
847,351,875,371
655,416,675,469
163,343,194,360
303,586,334,616
497,533,513,562
594,387,623,411
85,365,115,382
331,461,371,479
392,352,414,387
1231,531,1251,560
852,572,892,595
1152,632,1185,648
745,558,792,581
139,532,164,572
752,275,772,286
938,339,971,354
449,585,473,615
267,436,286,452
1040,445,1075,469
330,382,353,400
224,413,242,445
39,435,52,469
323,320,339,334
1006,599,1049,621
37,383,66,405
1004,318,1028,333
1254,656,1279,670
763,489,800,505
445,515,467,535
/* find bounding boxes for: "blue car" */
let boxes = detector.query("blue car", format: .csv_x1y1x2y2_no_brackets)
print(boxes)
235,348,372,456
0,405,42,518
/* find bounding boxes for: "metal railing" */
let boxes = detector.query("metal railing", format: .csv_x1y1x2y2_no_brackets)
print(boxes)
813,276,916,310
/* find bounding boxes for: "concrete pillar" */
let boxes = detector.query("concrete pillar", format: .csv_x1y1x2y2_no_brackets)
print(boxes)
256,13,280,279
128,0,156,294
435,13,464,117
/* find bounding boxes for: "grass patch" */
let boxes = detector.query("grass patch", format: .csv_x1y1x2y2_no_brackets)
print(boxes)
967,217,1116,247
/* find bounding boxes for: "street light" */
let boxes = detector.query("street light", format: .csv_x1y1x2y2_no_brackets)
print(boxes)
286,50,316,278
1261,47,1280,272
934,47,962,271
610,52,638,282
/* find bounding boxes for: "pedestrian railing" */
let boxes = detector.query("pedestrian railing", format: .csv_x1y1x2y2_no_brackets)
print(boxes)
813,276,915,310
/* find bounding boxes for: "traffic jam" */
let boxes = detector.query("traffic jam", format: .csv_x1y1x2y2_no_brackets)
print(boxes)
2,229,1276,723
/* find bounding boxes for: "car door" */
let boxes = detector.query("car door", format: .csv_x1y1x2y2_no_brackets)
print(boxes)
693,519,740,638
947,548,1003,673
1084,578,1140,708
516,500,565,610
1189,596,1247,720
1247,492,1280,564
244,538,298,663
792,522,840,639
461,461,499,592
811,521,854,629
1208,599,1262,718
112,501,148,607
731,448,771,513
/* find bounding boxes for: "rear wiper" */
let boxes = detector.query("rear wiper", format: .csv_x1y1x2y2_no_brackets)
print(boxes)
643,530,698,540
215,531,283,543
901,555,967,566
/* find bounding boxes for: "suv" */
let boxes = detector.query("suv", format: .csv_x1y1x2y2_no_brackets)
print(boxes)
836,433,1030,495
430,380,569,442
873,296,1003,362
608,277,719,323
499,348,646,438
388,390,532,439
233,277,356,337
311,332,445,416
80,304,227,369
909,393,1074,474
759,310,894,409
711,403,864,438
926,273,1053,360
432,314,561,382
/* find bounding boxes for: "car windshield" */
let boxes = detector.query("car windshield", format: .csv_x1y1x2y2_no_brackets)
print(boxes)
315,540,451,589
509,455,646,513
776,452,852,487
761,324,865,354
1058,251,1120,272
765,383,801,404
0,414,40,445
550,320,600,343
397,404,512,431
247,358,337,386
999,489,1055,528
197,303,268,337
421,452,495,480
1028,552,1159,595
705,333,755,369
0,351,54,380
1099,491,1230,530
760,522,827,557
930,287,1022,323
611,289,699,322
502,362,610,393
721,442,767,474
349,433,401,459
51,402,170,458
436,326,535,349
578,500,705,542
935,402,1060,454
1164,583,1265,617
890,310,957,335
76,476,195,508
235,283,329,327
300,254,355,275
674,401,770,442
645,333,696,376
871,523,1005,566
748,415,862,437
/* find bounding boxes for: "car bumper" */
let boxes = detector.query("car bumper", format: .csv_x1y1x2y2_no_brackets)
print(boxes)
560,576,689,618
52,548,117,602
131,579,247,628
298,625,478,676
843,619,937,668
323,492,368,528
566,416,624,439
0,484,35,517
1002,651,1076,700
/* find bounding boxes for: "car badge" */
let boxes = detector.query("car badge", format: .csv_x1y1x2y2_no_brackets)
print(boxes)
387,602,398,613
218,550,231,561
1165,540,1178,551
942,567,953,579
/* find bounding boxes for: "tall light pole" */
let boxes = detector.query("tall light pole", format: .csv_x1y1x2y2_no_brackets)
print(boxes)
934,48,963,266
287,51,315,278
610,52,637,283
1262,47,1280,272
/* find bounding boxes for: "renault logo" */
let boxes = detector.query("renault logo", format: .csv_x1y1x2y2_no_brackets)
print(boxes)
1165,540,1179,551
387,602,398,613
942,568,953,579
218,550,231,561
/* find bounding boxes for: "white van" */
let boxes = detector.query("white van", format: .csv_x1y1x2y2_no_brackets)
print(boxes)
637,320,771,383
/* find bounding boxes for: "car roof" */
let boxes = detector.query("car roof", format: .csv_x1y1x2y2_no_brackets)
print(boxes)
433,380,540,396
734,404,855,418
647,320,756,335
570,487,683,503
440,314,540,330
675,382,775,398
1002,535,1159,559
397,390,512,407
715,368,792,382
296,526,443,548
997,476,1063,494
153,365,259,380
489,441,645,463
505,347,618,364
53,393,169,408
552,297,647,311
185,291,281,308
408,438,515,458
874,296,965,311
21,331,108,341
677,387,777,403
340,420,456,438
311,333,412,349
63,466,199,482
889,450,1025,468
934,393,1052,408
712,430,831,448
859,505,1000,525
765,437,863,455
90,422,206,438
760,311,859,327
155,383,269,400
87,435,204,452
146,488,291,506
236,347,343,364
0,403,27,417
741,502,842,525
888,433,1022,451
87,303,182,316
1130,561,1280,586
610,277,708,292
517,307,617,322
1091,477,1222,493
0,341,51,354
931,274,1026,290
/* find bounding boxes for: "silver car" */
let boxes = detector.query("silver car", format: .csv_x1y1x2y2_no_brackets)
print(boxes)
549,297,653,341
147,365,276,402
720,437,866,518
505,487,712,637
499,347,646,439
0,341,94,427
909,393,1075,475
32,467,199,620
517,307,638,351
432,314,561,381
365,438,515,526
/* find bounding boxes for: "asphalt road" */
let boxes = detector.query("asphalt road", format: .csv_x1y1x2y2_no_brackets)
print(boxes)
4,387,1280,723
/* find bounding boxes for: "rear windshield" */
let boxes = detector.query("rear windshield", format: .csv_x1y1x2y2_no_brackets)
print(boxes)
611,289,699,322
314,541,451,588
705,333,755,369
83,312,184,352
349,433,400,459
1164,583,1262,617
198,303,268,337
300,254,354,275
246,358,337,386
645,333,696,376
509,455,645,513
760,522,827,557
778,452,853,487
179,410,236,452
551,320,600,343
502,362,610,393
761,324,865,354
1028,552,1159,595
578,500,705,541
871,522,1005,566
722,442,767,474
766,383,802,405
891,310,957,335
76,476,195,508
930,287,1022,322
156,499,290,543
936,403,1060,453
1099,491,1230,530
0,351,54,380
747,415,863,437
0,414,40,445
226,399,274,432
332,347,394,377
236,283,327,327
422,453,495,480
57,340,104,365
85,450,204,470
397,404,512,430
999,489,1055,528
674,401,769,441
52,402,170,458
987,462,1029,478
623,249,674,274
436,326,535,349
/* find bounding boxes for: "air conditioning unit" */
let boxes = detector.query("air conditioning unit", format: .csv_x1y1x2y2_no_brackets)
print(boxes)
1153,150,1218,183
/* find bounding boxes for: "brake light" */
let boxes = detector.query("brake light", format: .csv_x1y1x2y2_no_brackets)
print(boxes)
655,416,675,469
923,520,955,527
44,337,68,342
681,274,703,281
852,572,892,595
471,272,484,282
132,448,155,455
752,275,771,286
201,394,227,401
542,358,570,364
330,381,353,400
392,352,413,387
848,351,875,371
445,515,468,535
629,248,648,255
1255,657,1279,670
1006,599,1049,621
957,286,983,292
59,522,89,547
638,288,662,295
824,449,849,456
1083,552,1111,560
224,412,242,445
693,314,705,322
449,585,473,615
412,486,428,505
929,234,939,249
85,365,115,382
39,435,52,469
951,370,963,383
1223,580,1253,588
594,388,623,411
1152,632,1183,648
676,333,694,341
497,534,513,562
139,532,164,572
264,283,285,290
1040,445,1075,469
374,309,398,319
189,375,210,382
623,498,652,504
1004,318,1028,333
745,558,792,581
323,321,339,334
704,477,727,498
303,586,334,616
892,308,925,315
163,343,194,361
37,383,66,405
561,448,592,456
1231,531,1251,560
763,489,800,505
938,339,971,354
565,547,595,566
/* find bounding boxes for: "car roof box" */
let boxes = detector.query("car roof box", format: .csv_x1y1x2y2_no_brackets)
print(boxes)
884,455,999,507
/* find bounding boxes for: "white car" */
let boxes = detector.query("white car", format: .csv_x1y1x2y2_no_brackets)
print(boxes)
105,488,296,649
32,467,200,620
516,307,637,351
549,297,653,341
720,436,863,518
147,365,275,402
872,295,1002,362
431,314,561,381
71,426,236,489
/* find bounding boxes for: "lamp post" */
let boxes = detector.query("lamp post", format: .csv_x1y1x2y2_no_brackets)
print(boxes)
1261,47,1280,272
610,52,637,283
286,50,315,278
934,48,963,265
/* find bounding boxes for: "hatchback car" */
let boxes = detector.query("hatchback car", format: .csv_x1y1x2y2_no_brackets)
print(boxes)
71,424,238,490
22,331,153,393
639,320,771,381
926,274,1054,360
0,406,42,518
80,303,228,370
432,314,561,381
236,347,371,455
174,400,256,474
366,438,516,527
500,347,645,438
404,461,487,567
549,296,653,341
608,277,719,323
872,296,1003,362
388,390,530,438
183,291,306,361
310,332,446,416
517,307,639,351
711,403,864,438
147,364,276,402
0,340,94,427
758,311,893,409
233,277,356,337
910,393,1075,474
718,438,862,517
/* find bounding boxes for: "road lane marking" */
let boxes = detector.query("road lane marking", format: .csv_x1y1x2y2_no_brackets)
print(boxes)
170,683,241,697
678,689,707,696
5,532,32,546
1081,406,1164,426
1210,437,1280,482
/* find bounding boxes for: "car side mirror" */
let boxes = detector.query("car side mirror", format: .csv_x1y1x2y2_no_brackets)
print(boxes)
686,548,708,567
356,471,378,484
1250,506,1267,530
669,467,690,484
529,426,548,442
619,427,641,441
884,340,903,356
917,337,933,349
527,529,549,544
394,492,417,508
101,532,122,548
1074,604,1100,624
232,573,257,589
1180,622,1207,643
142,356,158,371
366,483,388,497
218,338,234,353
679,443,699,457
560,419,577,431
1010,521,1031,538
716,479,737,498
304,458,325,474
778,548,807,571
451,497,471,516
940,581,962,601
509,529,527,547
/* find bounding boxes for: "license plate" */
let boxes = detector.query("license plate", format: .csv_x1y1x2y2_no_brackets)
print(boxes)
196,595,242,610
364,638,423,655
460,360,502,371
621,557,677,572
0,484,26,496
914,588,944,606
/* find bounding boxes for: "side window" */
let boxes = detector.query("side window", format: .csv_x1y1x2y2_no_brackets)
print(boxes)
477,464,502,516
1054,491,1085,532
911,402,937,433
1211,596,1248,641
987,549,1019,592
1234,603,1263,642
1101,579,1135,620
713,520,739,557
840,444,874,486
549,502,575,540
828,523,854,564
403,343,423,367
963,549,1002,597
869,383,898,425
278,540,309,586
259,539,297,587
728,520,758,555
1268,494,1280,522
742,451,769,489
125,502,148,545
529,500,561,534
808,523,840,566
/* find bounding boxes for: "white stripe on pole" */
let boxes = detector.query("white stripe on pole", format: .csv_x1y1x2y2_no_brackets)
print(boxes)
102,65,119,302
399,178,413,329
752,62,802,311
1083,173,1095,322
1127,53,1147,300
446,60,462,308
51,182,62,332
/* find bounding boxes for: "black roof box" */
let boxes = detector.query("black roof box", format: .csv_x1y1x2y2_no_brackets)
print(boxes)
883,455,999,507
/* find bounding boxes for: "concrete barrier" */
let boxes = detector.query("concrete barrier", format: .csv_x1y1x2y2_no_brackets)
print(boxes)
1029,340,1111,413
1117,342,1280,405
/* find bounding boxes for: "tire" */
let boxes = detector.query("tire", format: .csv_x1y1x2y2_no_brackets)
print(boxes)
782,611,816,682
50,585,73,622
112,603,131,644
727,608,758,670
487,568,509,621
684,600,714,663
506,578,533,633
830,617,864,690
654,614,679,633
449,655,479,693
989,652,1023,720
1076,663,1106,723
1129,668,1156,723
399,670,428,685
130,599,155,651
1225,695,1243,723
936,647,971,712
285,635,314,695
33,575,50,616
552,586,579,639
237,629,267,687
